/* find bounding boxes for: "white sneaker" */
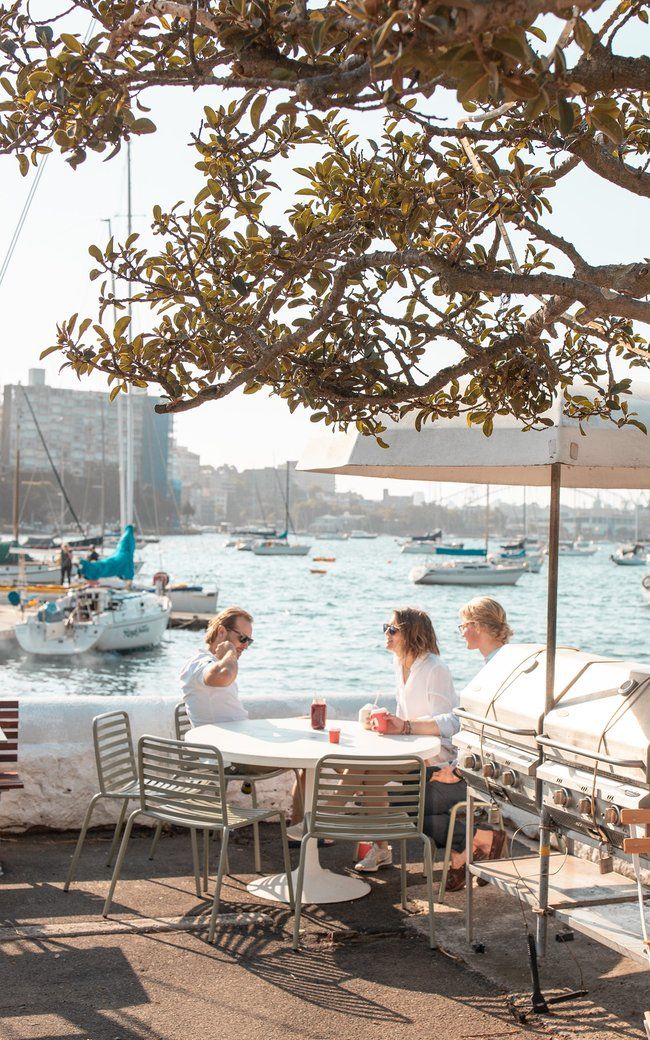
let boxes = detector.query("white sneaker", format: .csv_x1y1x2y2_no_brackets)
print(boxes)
355,843,393,872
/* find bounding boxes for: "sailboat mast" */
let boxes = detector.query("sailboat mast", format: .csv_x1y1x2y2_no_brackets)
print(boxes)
12,439,19,544
103,215,125,531
523,487,527,538
125,141,134,528
285,461,290,534
484,485,490,555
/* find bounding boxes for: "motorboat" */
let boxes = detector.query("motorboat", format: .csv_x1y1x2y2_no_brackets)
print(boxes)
558,539,598,556
493,537,545,573
0,542,61,584
14,585,171,655
317,532,348,541
410,560,526,586
611,542,650,566
401,531,467,555
349,530,378,539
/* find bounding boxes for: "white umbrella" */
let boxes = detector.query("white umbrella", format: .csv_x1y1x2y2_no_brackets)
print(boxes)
298,381,650,715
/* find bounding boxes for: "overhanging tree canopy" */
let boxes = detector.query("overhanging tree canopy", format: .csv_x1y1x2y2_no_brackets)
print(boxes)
1,0,649,436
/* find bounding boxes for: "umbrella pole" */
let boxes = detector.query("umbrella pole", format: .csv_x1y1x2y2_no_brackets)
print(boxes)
545,462,562,717
537,461,562,960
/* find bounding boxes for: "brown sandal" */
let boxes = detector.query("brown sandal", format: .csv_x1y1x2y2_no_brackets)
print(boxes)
443,864,466,893
475,830,507,886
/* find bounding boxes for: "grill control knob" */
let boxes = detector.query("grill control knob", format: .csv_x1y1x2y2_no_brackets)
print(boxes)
462,753,480,771
604,806,620,825
578,797,592,815
501,770,517,788
553,788,571,807
482,761,500,780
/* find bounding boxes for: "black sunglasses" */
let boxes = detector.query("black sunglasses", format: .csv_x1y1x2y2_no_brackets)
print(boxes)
383,623,401,635
230,627,254,646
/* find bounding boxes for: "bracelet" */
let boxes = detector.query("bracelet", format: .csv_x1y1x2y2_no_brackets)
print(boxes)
402,720,412,736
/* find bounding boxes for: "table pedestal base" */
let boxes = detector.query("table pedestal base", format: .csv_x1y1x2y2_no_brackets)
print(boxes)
248,865,370,905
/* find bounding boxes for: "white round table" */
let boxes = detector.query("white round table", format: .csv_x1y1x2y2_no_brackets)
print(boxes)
188,717,440,905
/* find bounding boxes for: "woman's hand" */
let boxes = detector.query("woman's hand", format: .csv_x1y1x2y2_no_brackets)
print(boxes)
370,712,406,735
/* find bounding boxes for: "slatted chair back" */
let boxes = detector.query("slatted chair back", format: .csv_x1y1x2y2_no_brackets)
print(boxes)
174,702,192,741
0,700,23,792
93,711,137,796
310,754,426,842
138,736,228,829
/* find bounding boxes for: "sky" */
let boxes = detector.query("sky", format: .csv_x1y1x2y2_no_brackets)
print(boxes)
0,5,648,511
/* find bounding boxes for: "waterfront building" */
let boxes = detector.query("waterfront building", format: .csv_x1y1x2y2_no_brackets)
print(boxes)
1,369,171,495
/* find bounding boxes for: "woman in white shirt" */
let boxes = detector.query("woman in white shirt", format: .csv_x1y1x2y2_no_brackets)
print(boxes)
359,600,510,887
356,606,459,872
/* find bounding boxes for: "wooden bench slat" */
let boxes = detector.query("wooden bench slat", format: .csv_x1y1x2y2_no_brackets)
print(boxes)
620,809,650,825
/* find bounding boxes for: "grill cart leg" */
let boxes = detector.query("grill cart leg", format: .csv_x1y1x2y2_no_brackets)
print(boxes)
536,808,552,959
465,786,475,946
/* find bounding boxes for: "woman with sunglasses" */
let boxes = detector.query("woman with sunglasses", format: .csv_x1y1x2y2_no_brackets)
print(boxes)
357,606,459,872
362,601,510,888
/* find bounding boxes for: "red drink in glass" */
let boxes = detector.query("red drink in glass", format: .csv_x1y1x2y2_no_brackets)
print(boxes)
310,697,327,730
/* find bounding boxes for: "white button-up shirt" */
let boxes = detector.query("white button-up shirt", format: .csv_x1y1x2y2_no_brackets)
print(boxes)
393,653,459,763
180,650,249,727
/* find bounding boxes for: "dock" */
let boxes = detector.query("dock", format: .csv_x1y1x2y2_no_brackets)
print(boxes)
168,611,210,630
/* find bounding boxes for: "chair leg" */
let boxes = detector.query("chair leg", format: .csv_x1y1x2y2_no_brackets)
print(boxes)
106,800,129,868
64,792,103,891
208,828,230,944
292,834,310,950
438,801,464,904
148,821,163,861
278,815,295,911
102,810,139,917
190,828,201,899
292,769,304,817
400,840,408,909
250,782,262,873
203,828,211,892
421,834,436,949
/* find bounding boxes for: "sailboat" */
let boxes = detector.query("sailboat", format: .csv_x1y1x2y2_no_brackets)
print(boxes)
14,526,172,655
410,487,527,586
252,463,311,556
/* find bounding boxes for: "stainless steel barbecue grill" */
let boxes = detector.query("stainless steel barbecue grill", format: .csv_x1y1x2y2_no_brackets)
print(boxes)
455,644,650,985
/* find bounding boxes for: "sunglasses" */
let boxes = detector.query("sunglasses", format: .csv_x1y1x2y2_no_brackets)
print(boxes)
383,623,401,635
230,627,254,646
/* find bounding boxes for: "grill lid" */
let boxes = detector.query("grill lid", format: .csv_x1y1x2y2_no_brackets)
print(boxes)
541,662,650,781
458,644,606,750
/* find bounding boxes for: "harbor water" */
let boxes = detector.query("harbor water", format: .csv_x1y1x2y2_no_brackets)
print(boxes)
2,535,648,708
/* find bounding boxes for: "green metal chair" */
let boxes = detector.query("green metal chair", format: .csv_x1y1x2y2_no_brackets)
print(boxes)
64,710,139,891
437,798,502,902
292,753,435,950
103,735,295,942
149,702,302,876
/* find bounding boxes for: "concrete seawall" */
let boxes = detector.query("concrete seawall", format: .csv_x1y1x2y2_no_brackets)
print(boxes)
1,693,393,831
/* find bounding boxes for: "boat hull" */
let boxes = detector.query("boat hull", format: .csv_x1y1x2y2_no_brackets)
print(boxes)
252,543,311,556
15,618,103,656
94,607,171,651
0,563,61,584
411,565,525,586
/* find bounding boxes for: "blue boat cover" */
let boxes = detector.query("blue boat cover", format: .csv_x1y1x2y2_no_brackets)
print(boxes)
80,525,136,581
